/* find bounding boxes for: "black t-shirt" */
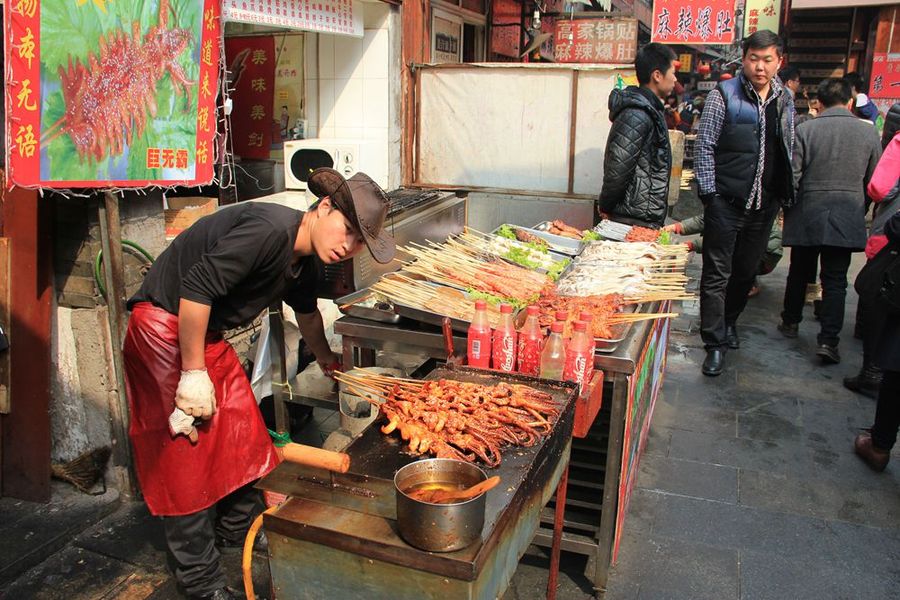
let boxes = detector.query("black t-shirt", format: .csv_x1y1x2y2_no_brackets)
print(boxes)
128,202,318,331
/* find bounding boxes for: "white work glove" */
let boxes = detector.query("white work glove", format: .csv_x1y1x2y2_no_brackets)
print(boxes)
168,407,199,444
175,369,216,420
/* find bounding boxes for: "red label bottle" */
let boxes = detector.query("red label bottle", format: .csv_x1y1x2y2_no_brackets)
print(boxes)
492,303,518,372
563,320,594,388
518,305,543,376
467,300,492,368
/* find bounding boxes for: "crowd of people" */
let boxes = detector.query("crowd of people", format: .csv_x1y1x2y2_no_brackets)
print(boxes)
597,31,900,476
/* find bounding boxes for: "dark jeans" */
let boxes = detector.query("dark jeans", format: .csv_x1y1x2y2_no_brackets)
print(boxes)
781,246,852,347
700,198,779,349
162,482,264,597
872,370,900,451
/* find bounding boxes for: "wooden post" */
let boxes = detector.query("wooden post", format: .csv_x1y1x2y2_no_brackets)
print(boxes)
98,191,137,498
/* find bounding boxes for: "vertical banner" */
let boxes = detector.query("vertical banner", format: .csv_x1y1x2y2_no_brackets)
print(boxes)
743,0,781,36
651,0,736,45
4,0,221,189
225,36,276,160
553,18,638,64
273,35,304,148
490,0,521,58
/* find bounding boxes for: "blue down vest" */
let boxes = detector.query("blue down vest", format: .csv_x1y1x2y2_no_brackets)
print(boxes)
713,76,794,205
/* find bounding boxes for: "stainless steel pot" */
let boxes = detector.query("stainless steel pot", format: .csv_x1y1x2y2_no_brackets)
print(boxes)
394,458,487,552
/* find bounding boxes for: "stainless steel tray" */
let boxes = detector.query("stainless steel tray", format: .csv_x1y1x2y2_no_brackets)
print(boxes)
491,224,583,257
530,222,587,256
334,289,402,324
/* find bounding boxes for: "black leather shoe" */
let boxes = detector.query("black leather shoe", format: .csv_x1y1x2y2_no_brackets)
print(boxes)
191,587,239,600
702,349,725,376
843,365,882,399
816,344,840,365
725,324,740,349
777,321,799,338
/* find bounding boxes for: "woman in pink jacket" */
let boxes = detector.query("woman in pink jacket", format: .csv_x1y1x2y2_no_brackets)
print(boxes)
845,132,900,398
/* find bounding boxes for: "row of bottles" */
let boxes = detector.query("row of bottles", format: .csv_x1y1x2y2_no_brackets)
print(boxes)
466,301,594,388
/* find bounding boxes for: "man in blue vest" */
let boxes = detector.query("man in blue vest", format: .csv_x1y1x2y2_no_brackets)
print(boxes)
695,30,795,376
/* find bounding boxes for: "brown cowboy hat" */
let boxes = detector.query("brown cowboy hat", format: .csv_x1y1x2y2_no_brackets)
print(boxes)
307,168,395,264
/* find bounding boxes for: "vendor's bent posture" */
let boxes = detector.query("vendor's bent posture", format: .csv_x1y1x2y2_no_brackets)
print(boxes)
123,169,395,600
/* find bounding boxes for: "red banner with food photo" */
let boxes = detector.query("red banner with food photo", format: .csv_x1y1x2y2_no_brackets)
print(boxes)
651,0,736,45
3,0,221,189
225,36,276,160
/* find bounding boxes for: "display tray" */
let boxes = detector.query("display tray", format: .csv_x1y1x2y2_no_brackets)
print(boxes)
491,224,583,257
530,222,587,255
334,289,402,324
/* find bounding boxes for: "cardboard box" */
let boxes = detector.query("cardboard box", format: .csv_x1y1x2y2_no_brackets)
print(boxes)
165,197,217,237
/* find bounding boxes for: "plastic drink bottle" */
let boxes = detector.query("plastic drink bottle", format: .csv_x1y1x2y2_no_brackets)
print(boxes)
579,311,597,357
563,320,594,388
517,305,543,376
492,304,518,372
540,321,566,380
467,300,492,368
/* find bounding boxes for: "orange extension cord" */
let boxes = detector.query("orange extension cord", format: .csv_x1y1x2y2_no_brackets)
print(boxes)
242,505,279,600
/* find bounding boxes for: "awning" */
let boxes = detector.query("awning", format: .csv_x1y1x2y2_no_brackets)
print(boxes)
792,0,896,9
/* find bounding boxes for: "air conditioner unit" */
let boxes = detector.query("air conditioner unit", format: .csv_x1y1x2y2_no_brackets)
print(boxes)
283,139,387,191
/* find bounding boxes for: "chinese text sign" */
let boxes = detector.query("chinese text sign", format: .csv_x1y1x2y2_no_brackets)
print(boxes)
225,37,276,160
651,0,736,45
553,18,638,64
222,0,363,38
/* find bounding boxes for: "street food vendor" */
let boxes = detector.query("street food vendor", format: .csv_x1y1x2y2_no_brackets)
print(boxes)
122,168,395,600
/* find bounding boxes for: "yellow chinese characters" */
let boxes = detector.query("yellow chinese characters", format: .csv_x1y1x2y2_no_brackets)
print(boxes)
15,124,37,158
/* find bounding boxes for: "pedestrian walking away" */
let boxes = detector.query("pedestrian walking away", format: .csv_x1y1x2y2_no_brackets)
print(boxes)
855,210,900,472
122,168,395,599
596,42,676,229
778,78,882,365
694,30,795,376
846,130,900,396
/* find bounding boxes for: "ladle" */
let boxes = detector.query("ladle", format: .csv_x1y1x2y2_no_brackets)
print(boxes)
409,475,501,504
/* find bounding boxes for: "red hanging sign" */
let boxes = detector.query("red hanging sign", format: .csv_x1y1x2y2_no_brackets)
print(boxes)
4,0,222,189
651,0,736,45
870,53,900,101
225,37,276,160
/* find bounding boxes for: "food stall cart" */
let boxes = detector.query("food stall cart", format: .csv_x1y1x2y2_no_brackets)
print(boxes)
260,223,680,596
261,367,578,599
331,302,670,592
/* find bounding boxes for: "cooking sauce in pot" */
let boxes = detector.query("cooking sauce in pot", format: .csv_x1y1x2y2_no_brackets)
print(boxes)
403,481,469,504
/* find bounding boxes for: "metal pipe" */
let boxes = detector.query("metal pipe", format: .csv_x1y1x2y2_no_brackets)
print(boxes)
547,464,570,600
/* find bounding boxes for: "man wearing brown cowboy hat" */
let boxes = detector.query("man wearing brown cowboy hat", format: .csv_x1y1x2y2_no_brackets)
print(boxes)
122,168,394,600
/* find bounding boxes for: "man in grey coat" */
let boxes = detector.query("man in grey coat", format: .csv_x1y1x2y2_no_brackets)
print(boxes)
777,78,882,364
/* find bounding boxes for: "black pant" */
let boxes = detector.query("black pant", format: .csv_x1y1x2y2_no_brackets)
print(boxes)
700,198,779,349
872,370,900,451
858,289,889,366
781,246,852,347
162,482,264,597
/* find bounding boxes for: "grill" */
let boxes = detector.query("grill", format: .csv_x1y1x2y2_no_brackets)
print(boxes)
317,188,467,299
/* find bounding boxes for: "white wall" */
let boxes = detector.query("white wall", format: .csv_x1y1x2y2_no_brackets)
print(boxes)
305,1,401,188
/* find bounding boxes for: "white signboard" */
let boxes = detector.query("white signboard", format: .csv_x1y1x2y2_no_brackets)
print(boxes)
223,0,364,38
696,80,717,91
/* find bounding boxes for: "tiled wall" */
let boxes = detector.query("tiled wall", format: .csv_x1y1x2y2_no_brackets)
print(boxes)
304,2,400,187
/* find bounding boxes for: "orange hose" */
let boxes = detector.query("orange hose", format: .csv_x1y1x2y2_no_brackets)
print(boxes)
242,505,279,600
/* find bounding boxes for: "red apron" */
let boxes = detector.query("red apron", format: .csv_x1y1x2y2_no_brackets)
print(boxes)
123,303,279,516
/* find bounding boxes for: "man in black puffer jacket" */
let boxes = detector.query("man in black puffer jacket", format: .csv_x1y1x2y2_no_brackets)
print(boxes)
596,43,677,228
